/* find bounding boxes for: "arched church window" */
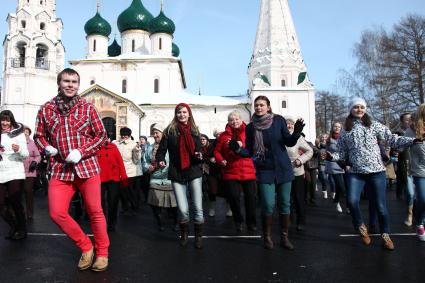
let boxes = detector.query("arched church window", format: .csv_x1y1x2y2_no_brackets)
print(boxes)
102,117,116,141
93,39,97,52
14,42,26,67
154,79,159,93
21,20,26,29
122,79,127,93
40,0,43,4
159,38,162,50
90,79,95,85
132,40,135,52
40,22,45,30
281,79,286,87
35,43,49,69
282,100,287,109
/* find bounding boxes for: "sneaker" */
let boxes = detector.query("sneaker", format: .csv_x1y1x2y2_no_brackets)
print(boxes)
77,248,94,270
358,224,371,245
208,208,216,217
332,192,336,199
336,203,343,213
382,233,394,250
417,225,425,242
226,208,233,217
91,257,108,272
322,191,328,199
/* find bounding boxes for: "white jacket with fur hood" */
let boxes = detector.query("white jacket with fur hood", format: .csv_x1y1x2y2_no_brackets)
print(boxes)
286,136,313,177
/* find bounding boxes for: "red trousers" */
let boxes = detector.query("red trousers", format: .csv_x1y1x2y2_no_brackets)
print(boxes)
48,175,109,257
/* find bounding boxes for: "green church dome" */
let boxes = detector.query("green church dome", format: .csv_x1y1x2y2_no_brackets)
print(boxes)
149,11,175,35
172,43,180,57
84,12,112,37
117,0,154,33
108,39,122,57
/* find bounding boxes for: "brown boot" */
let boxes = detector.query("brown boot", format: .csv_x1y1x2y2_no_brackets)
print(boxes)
382,233,395,251
194,223,203,249
279,214,294,250
179,222,189,247
358,224,371,245
262,215,274,250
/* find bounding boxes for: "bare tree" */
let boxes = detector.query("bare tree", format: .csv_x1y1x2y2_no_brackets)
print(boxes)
315,91,347,135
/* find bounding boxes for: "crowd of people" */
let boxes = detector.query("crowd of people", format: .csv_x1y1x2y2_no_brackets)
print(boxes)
1,68,425,272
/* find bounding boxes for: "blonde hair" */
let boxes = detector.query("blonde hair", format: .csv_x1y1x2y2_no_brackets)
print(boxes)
415,104,425,139
227,110,241,121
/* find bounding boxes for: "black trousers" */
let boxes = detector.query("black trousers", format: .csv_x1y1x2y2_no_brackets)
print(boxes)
305,169,318,203
101,181,121,227
291,175,306,225
225,180,257,226
0,179,26,231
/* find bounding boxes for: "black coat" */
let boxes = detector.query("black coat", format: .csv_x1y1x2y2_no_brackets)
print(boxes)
246,115,299,184
155,130,203,182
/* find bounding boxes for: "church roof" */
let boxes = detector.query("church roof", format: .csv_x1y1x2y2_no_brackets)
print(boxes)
84,12,111,37
172,43,180,57
108,39,121,57
117,0,154,33
149,10,175,35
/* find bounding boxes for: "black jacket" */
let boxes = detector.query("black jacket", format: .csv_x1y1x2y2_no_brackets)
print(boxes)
155,130,203,182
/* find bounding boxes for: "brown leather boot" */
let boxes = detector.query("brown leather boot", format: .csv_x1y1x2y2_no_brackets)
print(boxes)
179,222,189,247
279,214,294,250
262,215,274,250
194,223,203,249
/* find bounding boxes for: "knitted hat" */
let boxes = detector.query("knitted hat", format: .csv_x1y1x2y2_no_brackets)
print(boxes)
284,116,296,123
349,97,367,111
151,123,165,133
120,127,131,136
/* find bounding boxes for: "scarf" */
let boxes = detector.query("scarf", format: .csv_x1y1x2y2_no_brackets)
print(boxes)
55,92,81,115
178,122,196,170
332,132,340,140
252,113,274,159
151,143,160,165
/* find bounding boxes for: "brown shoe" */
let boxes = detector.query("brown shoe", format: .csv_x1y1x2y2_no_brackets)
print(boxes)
77,248,94,270
382,233,394,251
358,224,371,245
91,257,108,272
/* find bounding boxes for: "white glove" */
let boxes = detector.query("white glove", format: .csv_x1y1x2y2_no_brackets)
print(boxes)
65,149,82,164
45,145,58,157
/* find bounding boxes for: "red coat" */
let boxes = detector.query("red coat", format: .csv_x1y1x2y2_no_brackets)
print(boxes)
214,123,256,181
98,143,128,183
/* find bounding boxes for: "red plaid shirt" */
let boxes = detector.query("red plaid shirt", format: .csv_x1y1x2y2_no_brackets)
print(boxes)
34,96,107,181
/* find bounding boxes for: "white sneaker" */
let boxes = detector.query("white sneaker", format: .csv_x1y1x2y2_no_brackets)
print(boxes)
226,208,233,217
322,191,328,199
336,203,343,213
332,192,336,199
209,207,216,217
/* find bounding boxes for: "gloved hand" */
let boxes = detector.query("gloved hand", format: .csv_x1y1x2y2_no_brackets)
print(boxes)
65,149,82,164
293,119,305,135
29,161,38,172
229,140,241,152
413,138,424,144
45,145,58,157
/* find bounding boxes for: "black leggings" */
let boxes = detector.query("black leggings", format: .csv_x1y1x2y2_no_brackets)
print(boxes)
0,179,26,231
101,181,121,228
225,180,257,226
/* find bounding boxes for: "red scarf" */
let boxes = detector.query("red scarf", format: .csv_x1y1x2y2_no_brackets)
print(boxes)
178,122,195,170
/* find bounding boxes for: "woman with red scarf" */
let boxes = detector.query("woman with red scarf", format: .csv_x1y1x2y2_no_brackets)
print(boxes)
214,111,257,232
156,103,204,249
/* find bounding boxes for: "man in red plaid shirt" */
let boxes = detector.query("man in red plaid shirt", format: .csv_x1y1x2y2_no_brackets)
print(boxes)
34,68,109,272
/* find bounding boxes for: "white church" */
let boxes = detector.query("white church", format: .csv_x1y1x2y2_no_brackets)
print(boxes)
1,0,316,141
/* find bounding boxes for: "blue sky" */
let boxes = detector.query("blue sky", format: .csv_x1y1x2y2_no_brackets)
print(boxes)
1,0,424,96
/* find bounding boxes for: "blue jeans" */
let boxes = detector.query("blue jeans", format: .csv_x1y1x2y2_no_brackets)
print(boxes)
172,177,204,224
259,182,291,215
346,172,390,233
412,177,425,225
328,174,346,203
318,167,328,192
406,175,415,206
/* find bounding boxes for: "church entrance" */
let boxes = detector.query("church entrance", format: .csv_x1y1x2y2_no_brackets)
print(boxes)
102,117,116,141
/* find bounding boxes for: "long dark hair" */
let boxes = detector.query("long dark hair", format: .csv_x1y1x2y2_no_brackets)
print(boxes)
344,113,372,132
0,110,19,131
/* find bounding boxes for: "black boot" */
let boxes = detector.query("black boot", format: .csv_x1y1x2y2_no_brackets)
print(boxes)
1,208,16,240
154,213,165,231
179,222,189,247
194,223,203,249
262,215,274,250
279,214,294,250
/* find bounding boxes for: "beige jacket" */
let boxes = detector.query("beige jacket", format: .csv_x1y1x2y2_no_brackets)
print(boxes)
114,139,142,178
285,136,313,177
